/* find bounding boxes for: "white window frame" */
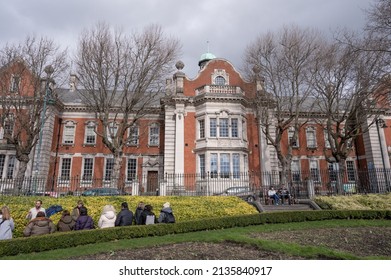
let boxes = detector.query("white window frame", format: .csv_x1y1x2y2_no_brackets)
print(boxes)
214,75,226,85
219,118,229,137
148,123,160,146
59,157,72,181
104,157,114,181
126,158,137,182
291,159,301,182
198,119,205,139
288,127,299,148
84,121,96,145
63,121,76,145
324,129,331,149
107,122,118,144
128,125,139,146
199,154,206,178
309,159,320,182
306,127,317,149
82,157,94,182
210,118,217,137
231,118,239,138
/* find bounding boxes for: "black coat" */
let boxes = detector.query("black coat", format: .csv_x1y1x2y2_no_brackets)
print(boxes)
115,209,134,226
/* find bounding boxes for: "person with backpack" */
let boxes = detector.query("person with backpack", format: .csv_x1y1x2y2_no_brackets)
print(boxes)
140,204,156,225
158,202,176,223
0,206,15,240
75,206,94,230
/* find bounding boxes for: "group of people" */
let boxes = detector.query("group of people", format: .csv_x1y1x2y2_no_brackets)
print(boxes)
0,199,176,240
267,186,292,205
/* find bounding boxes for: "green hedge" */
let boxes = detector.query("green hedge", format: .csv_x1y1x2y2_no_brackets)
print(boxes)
1,209,390,257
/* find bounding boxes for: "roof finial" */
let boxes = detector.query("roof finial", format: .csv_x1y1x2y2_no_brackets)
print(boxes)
207,40,210,53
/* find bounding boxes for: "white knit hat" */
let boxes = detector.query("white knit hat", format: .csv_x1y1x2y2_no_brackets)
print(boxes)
163,202,170,208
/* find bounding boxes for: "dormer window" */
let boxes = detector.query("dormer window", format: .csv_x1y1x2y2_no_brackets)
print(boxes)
214,76,226,85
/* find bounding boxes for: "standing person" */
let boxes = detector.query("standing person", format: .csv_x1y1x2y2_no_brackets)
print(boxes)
75,206,94,230
26,200,46,220
23,211,56,237
141,204,157,225
98,205,116,228
134,201,145,225
115,202,134,226
0,206,15,240
71,200,84,222
158,202,176,223
57,210,76,232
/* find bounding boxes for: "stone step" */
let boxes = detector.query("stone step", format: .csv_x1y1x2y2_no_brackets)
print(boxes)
261,203,313,212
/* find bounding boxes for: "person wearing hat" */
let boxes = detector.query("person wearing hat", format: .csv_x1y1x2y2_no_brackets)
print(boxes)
158,202,176,223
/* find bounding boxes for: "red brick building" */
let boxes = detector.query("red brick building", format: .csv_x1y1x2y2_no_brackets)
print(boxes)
1,54,390,195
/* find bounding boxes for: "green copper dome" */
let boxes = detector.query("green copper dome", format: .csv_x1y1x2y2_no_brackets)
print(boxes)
198,52,216,67
199,52,216,61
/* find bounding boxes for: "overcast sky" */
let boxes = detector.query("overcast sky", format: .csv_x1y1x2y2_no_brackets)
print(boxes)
0,0,374,78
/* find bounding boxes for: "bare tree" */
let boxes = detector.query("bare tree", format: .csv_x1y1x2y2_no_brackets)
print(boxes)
0,35,68,190
312,35,388,192
243,25,322,187
365,0,391,54
74,22,180,184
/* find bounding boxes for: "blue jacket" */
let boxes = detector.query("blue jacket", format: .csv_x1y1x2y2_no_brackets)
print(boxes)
75,215,94,230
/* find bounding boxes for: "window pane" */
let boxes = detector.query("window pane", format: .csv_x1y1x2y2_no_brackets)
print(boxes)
129,126,139,145
149,126,159,146
232,153,240,179
210,118,217,137
63,124,75,144
231,118,238,138
289,127,299,147
199,154,205,178
105,158,114,181
0,154,5,177
127,158,137,181
199,119,205,138
61,158,71,181
346,161,356,181
85,125,96,144
310,160,320,182
220,153,230,178
328,163,337,182
291,160,301,182
214,76,226,85
210,153,218,178
82,158,93,181
6,155,15,179
306,128,316,148
220,118,229,137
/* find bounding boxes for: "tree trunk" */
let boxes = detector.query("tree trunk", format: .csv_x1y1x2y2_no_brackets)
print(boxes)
13,159,28,195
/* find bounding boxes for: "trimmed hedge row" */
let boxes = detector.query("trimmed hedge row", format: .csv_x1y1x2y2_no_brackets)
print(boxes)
1,209,390,257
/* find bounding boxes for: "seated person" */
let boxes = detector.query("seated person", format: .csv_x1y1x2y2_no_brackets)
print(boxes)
267,187,280,205
280,187,292,205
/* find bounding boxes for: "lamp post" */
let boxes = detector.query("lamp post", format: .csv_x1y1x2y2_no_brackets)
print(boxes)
34,65,54,180
376,117,389,192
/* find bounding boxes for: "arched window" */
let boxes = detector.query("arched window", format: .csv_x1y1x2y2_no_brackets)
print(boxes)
214,76,226,85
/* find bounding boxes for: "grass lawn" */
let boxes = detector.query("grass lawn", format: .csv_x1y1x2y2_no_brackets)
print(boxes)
2,219,390,260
